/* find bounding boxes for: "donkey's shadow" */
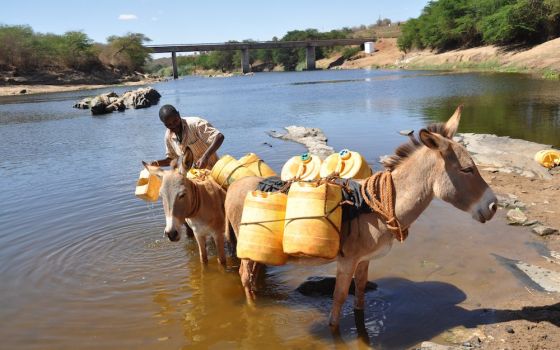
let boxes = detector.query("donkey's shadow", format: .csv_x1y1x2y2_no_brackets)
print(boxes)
300,277,560,349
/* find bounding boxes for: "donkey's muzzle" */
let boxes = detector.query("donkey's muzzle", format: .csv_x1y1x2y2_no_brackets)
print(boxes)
165,230,180,242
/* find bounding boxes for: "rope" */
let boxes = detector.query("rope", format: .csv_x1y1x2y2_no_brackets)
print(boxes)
360,171,408,242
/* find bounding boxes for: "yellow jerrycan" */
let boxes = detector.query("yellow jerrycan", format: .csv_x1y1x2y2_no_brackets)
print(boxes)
534,149,560,169
283,181,342,259
211,155,256,189
135,168,162,202
237,191,288,266
320,149,372,179
280,153,322,181
238,153,277,177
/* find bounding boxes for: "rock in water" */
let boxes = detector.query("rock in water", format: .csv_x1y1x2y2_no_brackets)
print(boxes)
122,87,161,109
73,97,92,109
89,92,118,115
73,88,160,114
296,276,377,296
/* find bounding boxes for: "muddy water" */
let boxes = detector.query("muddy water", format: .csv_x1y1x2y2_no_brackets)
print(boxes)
0,70,558,349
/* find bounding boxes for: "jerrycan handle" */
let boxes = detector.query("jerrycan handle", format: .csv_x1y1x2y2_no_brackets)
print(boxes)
335,149,351,174
296,153,311,179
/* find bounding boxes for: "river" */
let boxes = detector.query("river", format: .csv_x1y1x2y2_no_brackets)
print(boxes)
0,69,558,349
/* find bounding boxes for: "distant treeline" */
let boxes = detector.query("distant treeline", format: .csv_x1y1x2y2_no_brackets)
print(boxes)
149,27,374,76
0,25,152,73
398,0,560,52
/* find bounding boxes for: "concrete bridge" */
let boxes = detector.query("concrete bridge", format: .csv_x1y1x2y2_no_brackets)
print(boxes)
147,38,376,78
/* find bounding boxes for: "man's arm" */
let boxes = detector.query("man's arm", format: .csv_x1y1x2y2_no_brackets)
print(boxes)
195,133,224,168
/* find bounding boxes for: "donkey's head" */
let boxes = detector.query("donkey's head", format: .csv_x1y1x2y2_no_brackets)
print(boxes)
146,161,198,242
384,106,497,223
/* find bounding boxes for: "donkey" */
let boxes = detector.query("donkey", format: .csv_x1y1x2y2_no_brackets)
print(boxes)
146,162,228,266
224,106,498,328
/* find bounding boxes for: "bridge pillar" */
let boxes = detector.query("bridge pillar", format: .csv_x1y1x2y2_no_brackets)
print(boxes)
306,46,316,70
241,48,250,74
171,52,178,79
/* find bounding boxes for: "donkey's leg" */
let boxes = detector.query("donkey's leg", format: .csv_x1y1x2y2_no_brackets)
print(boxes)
213,232,227,267
239,259,256,304
353,260,369,310
329,258,358,328
194,234,208,265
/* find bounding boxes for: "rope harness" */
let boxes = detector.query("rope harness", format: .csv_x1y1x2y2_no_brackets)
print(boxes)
360,171,408,242
239,170,408,254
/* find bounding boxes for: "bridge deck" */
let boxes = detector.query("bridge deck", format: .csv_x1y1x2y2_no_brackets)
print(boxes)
147,38,375,53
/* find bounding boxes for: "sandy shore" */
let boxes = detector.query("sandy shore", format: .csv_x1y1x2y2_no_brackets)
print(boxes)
0,78,164,97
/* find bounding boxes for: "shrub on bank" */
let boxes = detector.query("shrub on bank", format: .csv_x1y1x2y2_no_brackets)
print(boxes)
0,25,152,74
398,0,560,52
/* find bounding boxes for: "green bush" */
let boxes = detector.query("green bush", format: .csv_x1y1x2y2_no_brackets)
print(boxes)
399,0,560,51
100,33,152,72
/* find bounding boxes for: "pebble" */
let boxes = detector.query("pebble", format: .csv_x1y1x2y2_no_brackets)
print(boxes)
505,326,515,334
506,208,527,225
532,225,559,236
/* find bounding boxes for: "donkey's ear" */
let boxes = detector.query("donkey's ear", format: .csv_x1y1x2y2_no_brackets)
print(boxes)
444,104,462,138
419,129,450,152
142,161,164,179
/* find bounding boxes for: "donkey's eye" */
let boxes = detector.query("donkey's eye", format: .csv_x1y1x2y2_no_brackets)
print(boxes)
177,192,186,199
460,167,474,174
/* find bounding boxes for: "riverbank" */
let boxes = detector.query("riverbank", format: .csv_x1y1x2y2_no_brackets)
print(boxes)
0,78,164,97
327,37,560,79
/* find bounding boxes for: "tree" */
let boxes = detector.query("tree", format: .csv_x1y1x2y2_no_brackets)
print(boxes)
101,33,152,72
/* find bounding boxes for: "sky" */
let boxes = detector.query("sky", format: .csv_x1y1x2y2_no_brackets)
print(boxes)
1,0,427,45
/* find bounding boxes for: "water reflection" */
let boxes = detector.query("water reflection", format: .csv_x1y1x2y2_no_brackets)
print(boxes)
1,70,559,349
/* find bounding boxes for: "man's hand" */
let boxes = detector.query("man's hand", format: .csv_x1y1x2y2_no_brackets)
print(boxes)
194,155,209,169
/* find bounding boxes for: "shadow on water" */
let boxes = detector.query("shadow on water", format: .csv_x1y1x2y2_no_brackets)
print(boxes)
155,253,560,350
299,277,560,349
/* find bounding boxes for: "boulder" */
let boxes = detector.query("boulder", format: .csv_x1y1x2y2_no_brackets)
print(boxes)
89,92,118,115
268,126,335,160
73,97,92,109
72,88,160,115
122,87,161,109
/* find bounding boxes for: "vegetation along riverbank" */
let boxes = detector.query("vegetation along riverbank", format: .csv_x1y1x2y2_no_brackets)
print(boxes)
2,0,559,96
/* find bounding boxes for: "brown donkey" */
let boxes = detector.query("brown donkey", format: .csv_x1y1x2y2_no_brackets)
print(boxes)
224,106,498,328
147,164,228,266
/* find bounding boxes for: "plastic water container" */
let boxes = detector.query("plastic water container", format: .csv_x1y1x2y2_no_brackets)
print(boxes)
320,149,372,179
135,168,162,202
280,153,322,181
238,153,277,177
211,155,256,189
534,149,560,169
237,191,288,266
283,181,342,259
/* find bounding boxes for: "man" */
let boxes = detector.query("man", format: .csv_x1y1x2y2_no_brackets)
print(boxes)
149,104,224,169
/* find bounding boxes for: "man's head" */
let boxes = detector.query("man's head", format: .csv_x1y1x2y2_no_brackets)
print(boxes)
159,104,181,133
